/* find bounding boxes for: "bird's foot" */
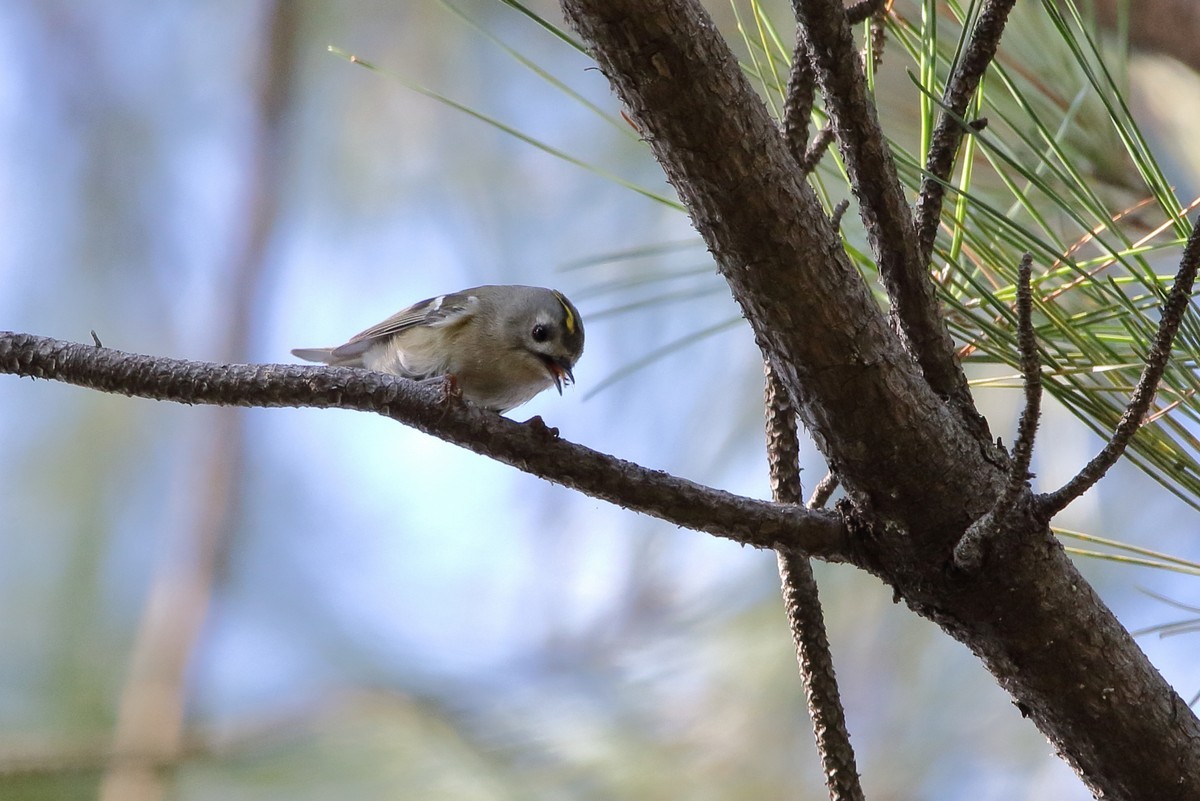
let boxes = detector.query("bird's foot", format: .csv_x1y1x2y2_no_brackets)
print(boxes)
438,374,463,405
522,415,560,439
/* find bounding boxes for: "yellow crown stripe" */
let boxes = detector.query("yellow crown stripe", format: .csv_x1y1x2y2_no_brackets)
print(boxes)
554,291,577,335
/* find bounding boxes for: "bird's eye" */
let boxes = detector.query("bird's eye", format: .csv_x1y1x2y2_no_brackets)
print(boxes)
531,323,550,343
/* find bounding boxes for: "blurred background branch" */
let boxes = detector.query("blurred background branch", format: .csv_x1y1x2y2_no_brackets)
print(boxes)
1094,0,1200,73
98,4,300,800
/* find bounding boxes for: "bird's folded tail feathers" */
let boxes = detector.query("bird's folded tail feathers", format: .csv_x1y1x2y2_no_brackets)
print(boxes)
291,347,365,368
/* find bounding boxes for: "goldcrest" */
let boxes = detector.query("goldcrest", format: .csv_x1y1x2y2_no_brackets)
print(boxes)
292,284,584,413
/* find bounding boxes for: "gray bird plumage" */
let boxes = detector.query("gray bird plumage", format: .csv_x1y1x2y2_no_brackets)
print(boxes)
292,285,584,413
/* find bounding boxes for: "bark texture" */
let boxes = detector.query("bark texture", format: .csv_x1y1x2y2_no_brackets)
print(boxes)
558,0,1200,798
0,332,849,558
766,362,864,801
792,0,976,416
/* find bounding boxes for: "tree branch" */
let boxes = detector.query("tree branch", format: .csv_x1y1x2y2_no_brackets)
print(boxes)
782,25,816,164
866,5,887,76
798,126,836,178
559,0,988,535
0,331,852,560
1038,219,1200,517
1006,253,1042,503
845,0,885,26
100,9,302,798
913,0,1018,265
792,0,975,414
781,23,836,181
765,361,864,801
807,472,839,508
954,253,1040,570
557,2,1200,796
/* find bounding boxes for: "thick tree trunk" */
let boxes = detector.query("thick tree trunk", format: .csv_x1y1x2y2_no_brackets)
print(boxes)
558,0,1200,797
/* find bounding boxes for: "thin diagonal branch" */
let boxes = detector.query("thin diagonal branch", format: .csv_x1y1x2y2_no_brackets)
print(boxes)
954,253,1041,570
913,0,1018,265
765,361,804,506
765,360,864,801
799,126,836,176
782,29,816,163
782,14,840,181
101,9,300,799
808,472,839,508
792,0,975,414
781,35,834,180
866,5,887,76
829,199,851,233
775,553,865,798
1005,253,1041,505
0,332,852,560
1038,220,1200,517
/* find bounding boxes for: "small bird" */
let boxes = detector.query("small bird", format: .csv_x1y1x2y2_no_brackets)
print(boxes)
292,284,584,413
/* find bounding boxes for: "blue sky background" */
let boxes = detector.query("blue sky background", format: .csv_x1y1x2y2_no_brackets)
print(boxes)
2,2,1200,799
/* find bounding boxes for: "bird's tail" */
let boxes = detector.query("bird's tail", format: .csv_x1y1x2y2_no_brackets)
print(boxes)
291,347,364,368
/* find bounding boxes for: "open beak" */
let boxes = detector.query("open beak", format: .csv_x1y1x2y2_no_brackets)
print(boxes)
543,357,575,394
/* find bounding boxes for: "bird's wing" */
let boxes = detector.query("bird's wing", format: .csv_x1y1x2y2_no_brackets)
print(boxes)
329,292,479,359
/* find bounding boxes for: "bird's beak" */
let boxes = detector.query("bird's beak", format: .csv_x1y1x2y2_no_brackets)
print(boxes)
545,357,575,394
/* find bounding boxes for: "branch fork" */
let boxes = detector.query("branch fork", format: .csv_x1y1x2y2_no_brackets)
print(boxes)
957,221,1200,567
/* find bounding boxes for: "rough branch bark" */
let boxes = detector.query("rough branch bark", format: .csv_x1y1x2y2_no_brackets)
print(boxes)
557,0,1200,797
913,0,1018,266
1039,222,1200,517
792,0,979,417
560,0,992,542
0,332,850,560
765,362,863,801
